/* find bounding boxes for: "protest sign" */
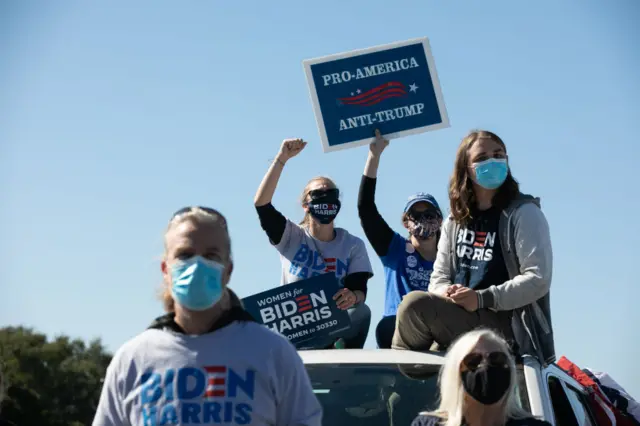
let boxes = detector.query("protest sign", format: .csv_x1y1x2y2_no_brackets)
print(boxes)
241,273,351,347
303,37,449,153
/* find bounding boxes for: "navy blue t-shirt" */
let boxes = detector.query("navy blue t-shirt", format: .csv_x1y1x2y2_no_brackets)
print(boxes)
453,206,509,290
380,232,434,316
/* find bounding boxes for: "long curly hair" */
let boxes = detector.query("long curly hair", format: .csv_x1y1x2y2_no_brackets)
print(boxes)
449,130,519,226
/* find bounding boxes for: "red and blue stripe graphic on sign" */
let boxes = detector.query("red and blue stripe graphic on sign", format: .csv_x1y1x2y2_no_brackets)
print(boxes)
338,82,408,106
295,295,312,313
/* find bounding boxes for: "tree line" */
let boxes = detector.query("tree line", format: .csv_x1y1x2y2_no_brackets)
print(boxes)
0,326,112,426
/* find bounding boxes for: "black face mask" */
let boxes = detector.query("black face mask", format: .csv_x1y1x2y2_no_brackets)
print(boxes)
306,189,341,225
461,352,511,405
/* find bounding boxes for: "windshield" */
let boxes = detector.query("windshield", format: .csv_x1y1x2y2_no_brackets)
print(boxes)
305,363,531,426
306,363,440,426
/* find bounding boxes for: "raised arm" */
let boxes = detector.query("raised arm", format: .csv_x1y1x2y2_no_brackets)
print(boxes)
358,130,395,257
254,138,307,207
363,130,389,179
255,139,306,245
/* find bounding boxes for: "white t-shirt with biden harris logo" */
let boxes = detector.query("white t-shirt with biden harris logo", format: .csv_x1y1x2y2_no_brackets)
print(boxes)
274,220,373,286
92,321,322,426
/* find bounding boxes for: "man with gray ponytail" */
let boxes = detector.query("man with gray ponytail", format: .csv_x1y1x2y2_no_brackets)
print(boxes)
93,206,322,426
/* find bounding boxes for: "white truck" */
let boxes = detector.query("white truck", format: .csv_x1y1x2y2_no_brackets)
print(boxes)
300,349,601,426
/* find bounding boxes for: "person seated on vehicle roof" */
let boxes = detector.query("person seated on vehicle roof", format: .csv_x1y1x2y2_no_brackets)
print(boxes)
412,328,551,426
393,130,555,364
255,138,373,350
358,130,443,349
92,206,322,426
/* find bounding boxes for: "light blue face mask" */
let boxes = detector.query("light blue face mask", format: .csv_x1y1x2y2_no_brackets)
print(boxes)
473,158,509,190
171,256,225,311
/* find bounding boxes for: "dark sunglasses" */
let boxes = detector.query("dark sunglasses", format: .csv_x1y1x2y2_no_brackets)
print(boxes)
170,206,227,227
308,188,339,199
462,351,509,371
409,209,441,220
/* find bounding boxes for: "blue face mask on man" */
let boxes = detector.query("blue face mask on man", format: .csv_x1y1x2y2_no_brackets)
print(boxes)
171,256,225,311
473,158,509,190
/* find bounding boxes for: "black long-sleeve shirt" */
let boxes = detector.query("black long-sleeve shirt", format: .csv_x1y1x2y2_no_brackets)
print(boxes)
255,203,369,295
255,202,288,246
357,175,395,257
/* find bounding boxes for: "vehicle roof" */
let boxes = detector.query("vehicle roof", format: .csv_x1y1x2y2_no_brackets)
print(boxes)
298,349,447,365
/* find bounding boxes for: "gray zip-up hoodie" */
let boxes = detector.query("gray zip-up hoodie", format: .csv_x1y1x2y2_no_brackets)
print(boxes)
429,193,555,364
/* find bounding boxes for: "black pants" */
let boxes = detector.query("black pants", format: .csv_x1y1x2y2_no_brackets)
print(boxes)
376,315,396,349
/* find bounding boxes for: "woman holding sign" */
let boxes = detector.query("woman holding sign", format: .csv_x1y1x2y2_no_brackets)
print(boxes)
254,139,373,350
392,130,555,364
358,130,444,349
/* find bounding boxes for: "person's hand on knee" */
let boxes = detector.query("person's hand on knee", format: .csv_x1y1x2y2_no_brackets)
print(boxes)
450,287,479,312
446,284,464,297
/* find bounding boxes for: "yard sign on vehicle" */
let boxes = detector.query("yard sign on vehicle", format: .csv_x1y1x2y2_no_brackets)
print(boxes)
241,273,351,346
303,37,449,153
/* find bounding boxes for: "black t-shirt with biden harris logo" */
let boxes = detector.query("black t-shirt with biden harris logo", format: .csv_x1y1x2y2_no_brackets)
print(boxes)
453,205,510,291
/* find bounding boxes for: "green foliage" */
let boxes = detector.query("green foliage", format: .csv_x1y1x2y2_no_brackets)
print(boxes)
0,326,112,426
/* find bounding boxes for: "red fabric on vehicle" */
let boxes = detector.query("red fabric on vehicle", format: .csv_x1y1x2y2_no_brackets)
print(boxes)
557,356,638,426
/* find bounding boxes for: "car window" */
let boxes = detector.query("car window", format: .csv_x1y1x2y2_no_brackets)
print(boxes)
564,385,596,426
306,363,439,426
548,376,580,426
305,363,531,426
515,366,532,413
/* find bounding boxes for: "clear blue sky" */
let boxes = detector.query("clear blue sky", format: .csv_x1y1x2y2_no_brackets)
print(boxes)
2,0,639,397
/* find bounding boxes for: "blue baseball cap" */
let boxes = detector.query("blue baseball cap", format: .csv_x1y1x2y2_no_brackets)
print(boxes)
404,192,442,215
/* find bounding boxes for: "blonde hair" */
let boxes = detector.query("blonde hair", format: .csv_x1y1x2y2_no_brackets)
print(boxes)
423,329,529,426
298,176,339,227
161,207,231,312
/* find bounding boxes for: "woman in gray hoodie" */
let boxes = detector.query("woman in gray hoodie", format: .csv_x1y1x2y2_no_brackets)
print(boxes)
392,130,555,364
